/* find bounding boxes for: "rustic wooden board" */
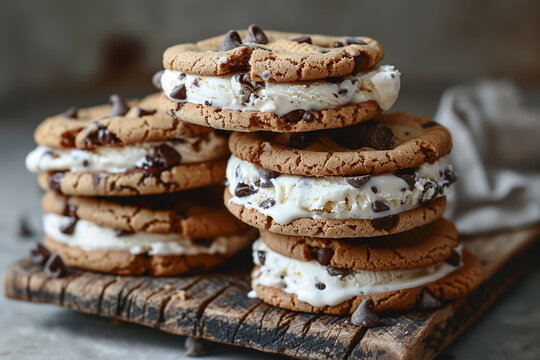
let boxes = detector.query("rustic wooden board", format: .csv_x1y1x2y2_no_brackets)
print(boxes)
3,225,540,360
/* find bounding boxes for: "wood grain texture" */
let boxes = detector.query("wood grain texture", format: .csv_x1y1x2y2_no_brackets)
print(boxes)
3,225,540,360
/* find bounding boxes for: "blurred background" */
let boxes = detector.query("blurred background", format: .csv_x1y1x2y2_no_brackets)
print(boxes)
0,1,539,359
1,0,539,116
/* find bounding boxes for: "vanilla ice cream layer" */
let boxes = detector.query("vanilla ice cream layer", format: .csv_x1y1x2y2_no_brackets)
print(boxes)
226,156,454,224
25,133,226,173
43,213,251,256
251,239,462,307
161,65,400,115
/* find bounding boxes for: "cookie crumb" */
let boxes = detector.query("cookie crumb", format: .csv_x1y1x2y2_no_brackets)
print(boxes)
17,215,34,238
44,253,68,278
174,290,187,300
351,299,379,327
30,243,51,265
416,288,442,309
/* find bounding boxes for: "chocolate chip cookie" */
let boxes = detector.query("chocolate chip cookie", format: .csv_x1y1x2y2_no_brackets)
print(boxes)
158,25,398,132
251,237,482,314
39,186,257,275
26,93,229,196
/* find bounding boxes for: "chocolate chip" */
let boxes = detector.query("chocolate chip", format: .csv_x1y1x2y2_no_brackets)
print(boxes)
416,288,442,309
60,217,78,235
371,215,398,231
257,250,266,265
154,144,182,168
346,175,371,188
283,109,306,122
63,106,78,119
311,247,333,266
235,183,257,197
48,172,64,192
343,37,367,45
135,107,157,117
333,41,344,47
30,243,51,265
84,123,121,147
82,160,89,167
219,30,243,51
244,24,268,44
259,180,273,188
371,186,378,193
421,121,440,129
238,72,260,91
315,283,326,290
372,200,390,213
324,76,345,83
352,55,368,74
445,250,461,266
326,266,351,278
331,121,395,150
108,94,130,117
141,144,181,176
258,169,280,187
420,181,439,204
443,169,457,184
291,35,312,44
193,238,214,247
204,100,213,106
337,88,348,96
259,169,280,180
114,229,134,237
17,215,34,238
351,299,379,327
287,132,318,149
259,198,275,209
359,121,395,149
152,70,164,90
394,168,418,189
234,72,263,104
170,84,187,100
44,253,68,278
185,336,208,357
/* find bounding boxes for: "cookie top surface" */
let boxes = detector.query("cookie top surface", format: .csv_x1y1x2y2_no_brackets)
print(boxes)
163,26,383,82
229,112,452,176
42,185,248,237
259,218,458,271
34,93,213,149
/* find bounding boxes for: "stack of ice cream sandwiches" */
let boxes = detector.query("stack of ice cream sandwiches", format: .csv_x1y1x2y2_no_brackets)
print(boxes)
156,25,482,323
26,93,256,276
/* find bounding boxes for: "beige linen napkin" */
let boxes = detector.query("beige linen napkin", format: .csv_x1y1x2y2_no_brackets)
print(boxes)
434,81,540,234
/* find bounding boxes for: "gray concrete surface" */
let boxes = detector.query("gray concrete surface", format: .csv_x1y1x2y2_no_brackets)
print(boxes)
1,90,539,359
